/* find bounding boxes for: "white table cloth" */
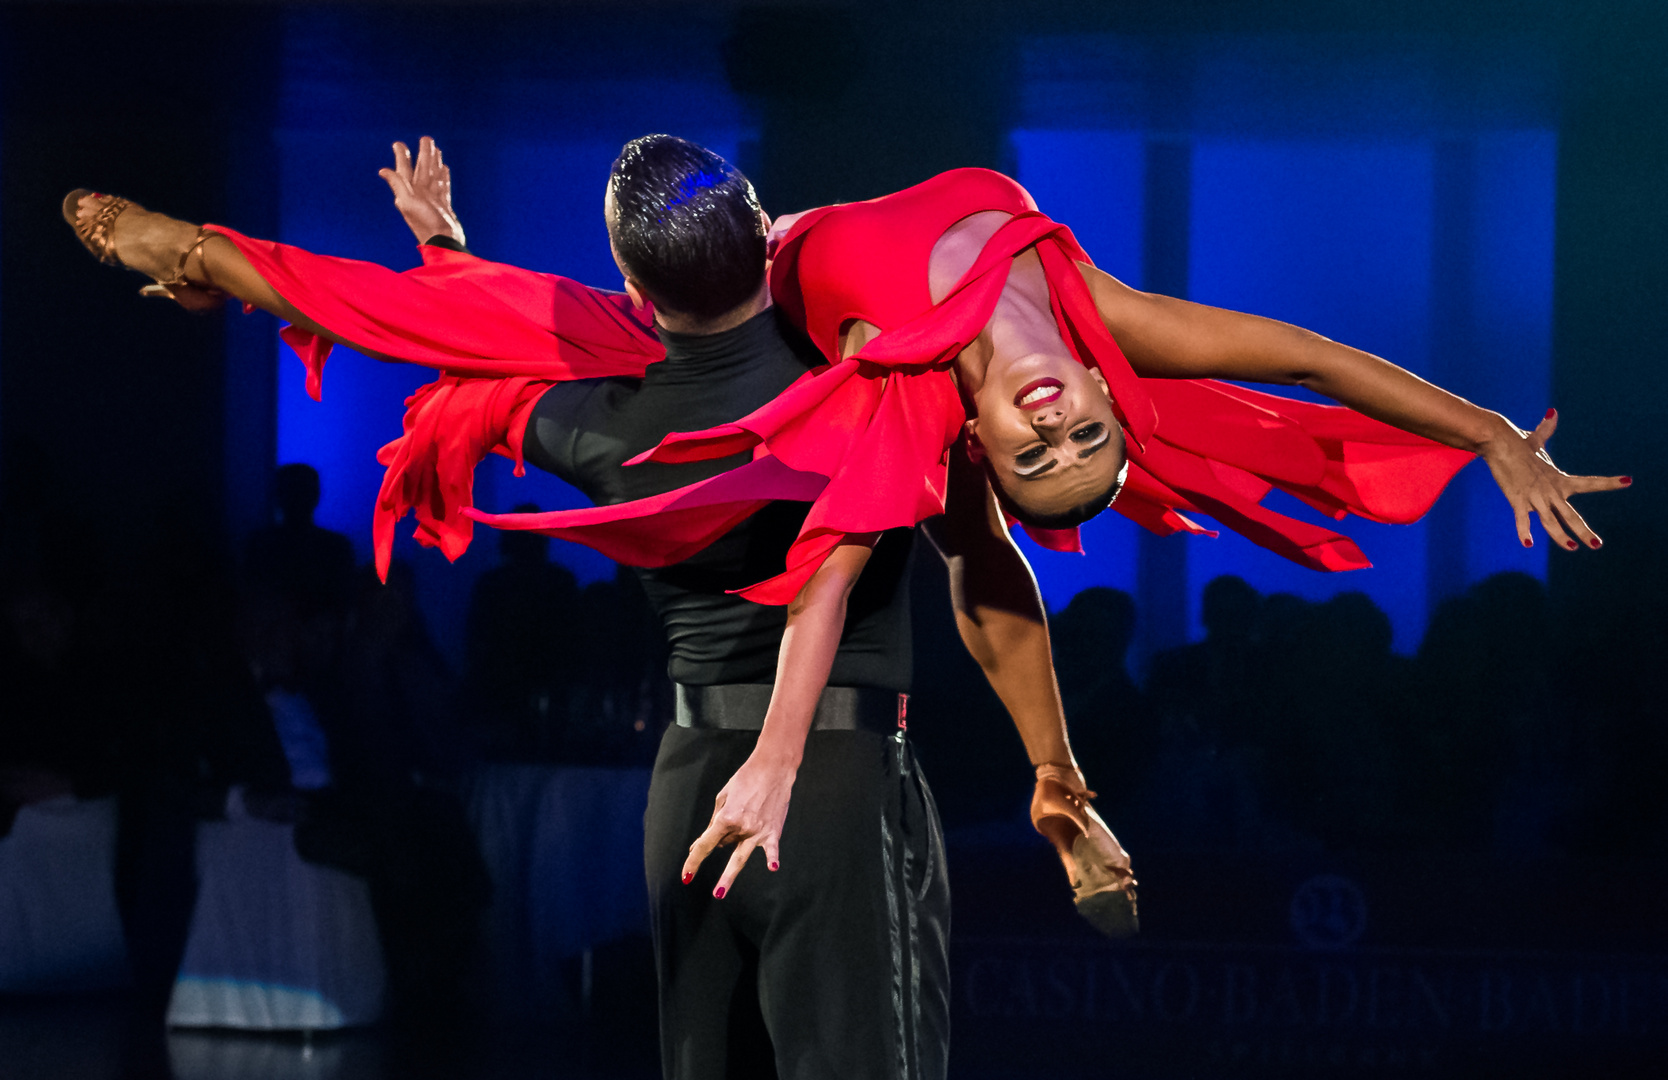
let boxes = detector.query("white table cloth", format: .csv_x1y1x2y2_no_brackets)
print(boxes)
465,764,652,1018
166,814,385,1031
0,795,129,993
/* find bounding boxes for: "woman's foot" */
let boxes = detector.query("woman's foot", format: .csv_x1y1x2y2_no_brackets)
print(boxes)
62,189,224,311
1031,763,1139,937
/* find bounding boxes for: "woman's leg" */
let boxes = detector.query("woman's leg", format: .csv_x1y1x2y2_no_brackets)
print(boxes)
69,193,351,347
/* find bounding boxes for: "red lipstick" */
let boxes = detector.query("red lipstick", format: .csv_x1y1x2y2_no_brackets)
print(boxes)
1013,378,1064,410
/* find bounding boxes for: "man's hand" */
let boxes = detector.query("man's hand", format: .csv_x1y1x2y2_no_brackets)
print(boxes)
379,136,466,247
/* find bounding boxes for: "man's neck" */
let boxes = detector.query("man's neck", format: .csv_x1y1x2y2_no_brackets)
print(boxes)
654,279,772,337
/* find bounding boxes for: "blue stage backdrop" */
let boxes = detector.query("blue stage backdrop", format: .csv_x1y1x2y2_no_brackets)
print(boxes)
269,16,1555,661
1010,34,1554,655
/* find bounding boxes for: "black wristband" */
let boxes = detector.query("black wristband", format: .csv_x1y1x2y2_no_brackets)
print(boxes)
424,234,470,255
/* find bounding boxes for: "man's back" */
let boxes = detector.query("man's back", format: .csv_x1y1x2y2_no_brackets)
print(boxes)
522,307,914,690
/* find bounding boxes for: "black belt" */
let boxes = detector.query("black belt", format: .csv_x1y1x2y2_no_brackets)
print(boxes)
674,683,909,735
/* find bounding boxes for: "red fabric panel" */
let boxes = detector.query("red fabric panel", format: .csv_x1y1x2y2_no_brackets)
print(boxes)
465,455,829,569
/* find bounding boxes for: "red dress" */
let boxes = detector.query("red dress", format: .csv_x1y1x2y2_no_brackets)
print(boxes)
625,168,1475,599
204,167,1472,601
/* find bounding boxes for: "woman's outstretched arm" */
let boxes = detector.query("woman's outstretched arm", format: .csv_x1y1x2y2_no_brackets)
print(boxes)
680,534,878,897
1080,263,1630,550
923,440,1075,771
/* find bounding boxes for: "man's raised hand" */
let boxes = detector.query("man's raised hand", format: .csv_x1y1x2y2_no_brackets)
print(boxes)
379,136,466,248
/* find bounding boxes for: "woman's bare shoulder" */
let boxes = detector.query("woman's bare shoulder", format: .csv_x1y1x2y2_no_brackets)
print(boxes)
928,210,1013,303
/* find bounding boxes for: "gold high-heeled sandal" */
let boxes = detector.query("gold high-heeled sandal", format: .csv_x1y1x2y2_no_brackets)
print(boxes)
1031,762,1139,937
62,189,226,313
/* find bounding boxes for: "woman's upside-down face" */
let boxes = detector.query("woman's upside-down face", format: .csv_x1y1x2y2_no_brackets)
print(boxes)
965,355,1127,527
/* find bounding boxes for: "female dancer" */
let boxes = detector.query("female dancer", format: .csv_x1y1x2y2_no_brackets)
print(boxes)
622,165,1622,588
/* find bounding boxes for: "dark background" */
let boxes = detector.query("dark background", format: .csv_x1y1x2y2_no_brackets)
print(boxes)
1,2,1664,1078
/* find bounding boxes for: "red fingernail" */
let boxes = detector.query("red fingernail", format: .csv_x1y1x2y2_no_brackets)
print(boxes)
1523,538,1532,548
1620,476,1633,486
681,872,693,885
1565,540,1578,550
713,887,726,899
769,862,780,872
1545,408,1556,419
1590,538,1602,549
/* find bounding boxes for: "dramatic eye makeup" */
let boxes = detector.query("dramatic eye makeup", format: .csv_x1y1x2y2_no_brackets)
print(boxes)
1011,421,1112,478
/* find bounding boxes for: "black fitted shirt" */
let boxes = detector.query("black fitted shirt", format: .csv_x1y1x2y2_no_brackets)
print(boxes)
520,306,914,691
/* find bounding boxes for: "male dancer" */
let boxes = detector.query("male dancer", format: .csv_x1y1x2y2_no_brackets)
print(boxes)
387,135,1065,1078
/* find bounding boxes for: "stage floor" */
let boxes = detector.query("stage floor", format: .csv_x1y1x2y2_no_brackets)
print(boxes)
7,843,1667,1079
0,994,663,1080
7,982,1665,1080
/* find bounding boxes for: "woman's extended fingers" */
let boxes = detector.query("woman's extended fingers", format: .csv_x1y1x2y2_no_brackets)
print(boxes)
1538,470,1627,550
1512,497,1534,549
1533,486,1608,552
682,817,731,886
1488,414,1628,551
1531,493,1577,551
712,837,763,899
1551,495,1603,550
1529,408,1558,449
680,812,782,896
1563,472,1633,495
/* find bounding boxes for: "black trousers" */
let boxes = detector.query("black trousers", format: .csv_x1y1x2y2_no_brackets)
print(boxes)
644,724,950,1080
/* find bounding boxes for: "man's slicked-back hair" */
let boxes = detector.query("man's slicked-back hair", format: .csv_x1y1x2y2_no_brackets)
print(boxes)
608,135,766,321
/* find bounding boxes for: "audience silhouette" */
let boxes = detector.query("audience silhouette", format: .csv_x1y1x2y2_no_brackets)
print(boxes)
243,463,357,618
1051,587,1152,822
463,506,583,760
2,468,1649,865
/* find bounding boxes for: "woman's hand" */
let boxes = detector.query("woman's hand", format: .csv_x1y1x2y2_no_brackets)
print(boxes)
1479,409,1630,550
681,748,797,898
764,210,805,264
379,136,466,247
679,534,879,898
